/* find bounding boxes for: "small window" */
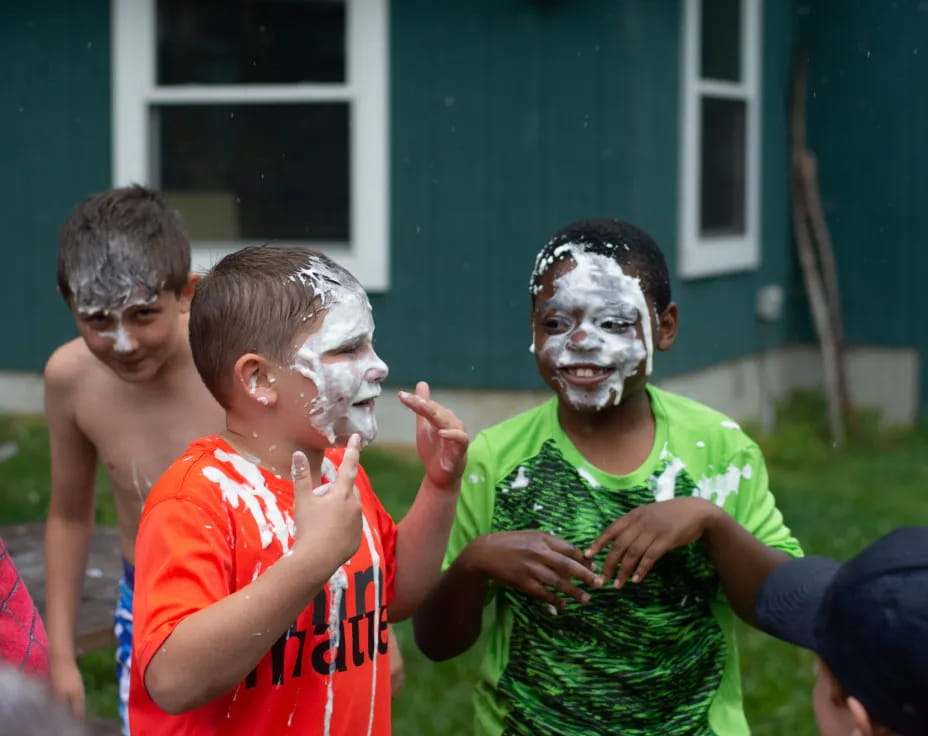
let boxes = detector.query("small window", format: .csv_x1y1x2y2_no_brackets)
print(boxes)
114,0,389,290
679,0,761,278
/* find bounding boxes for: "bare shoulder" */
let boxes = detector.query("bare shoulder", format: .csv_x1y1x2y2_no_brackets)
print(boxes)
44,338,96,398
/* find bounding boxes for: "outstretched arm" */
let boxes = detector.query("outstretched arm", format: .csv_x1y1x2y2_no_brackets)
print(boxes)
44,355,97,716
389,382,469,621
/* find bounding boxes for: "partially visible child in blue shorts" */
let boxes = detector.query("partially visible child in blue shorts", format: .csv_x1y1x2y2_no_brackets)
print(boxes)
414,218,803,735
43,186,225,733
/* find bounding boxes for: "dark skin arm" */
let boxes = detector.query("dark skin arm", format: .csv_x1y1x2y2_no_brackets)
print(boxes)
585,497,790,624
413,530,602,661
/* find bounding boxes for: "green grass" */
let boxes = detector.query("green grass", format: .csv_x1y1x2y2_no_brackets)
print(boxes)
2,392,926,733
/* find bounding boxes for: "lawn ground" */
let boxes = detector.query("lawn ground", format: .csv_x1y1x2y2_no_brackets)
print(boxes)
1,392,925,734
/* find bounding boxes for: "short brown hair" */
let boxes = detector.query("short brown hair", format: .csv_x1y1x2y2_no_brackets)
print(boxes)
190,245,363,406
57,185,190,310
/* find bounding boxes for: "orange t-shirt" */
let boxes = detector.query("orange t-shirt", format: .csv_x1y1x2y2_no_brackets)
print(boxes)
129,436,397,735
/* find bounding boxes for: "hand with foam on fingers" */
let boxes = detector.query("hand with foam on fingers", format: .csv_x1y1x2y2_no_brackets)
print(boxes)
291,434,364,573
398,381,469,491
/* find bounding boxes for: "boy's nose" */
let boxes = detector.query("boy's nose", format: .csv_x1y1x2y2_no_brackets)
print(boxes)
364,352,389,383
567,328,600,350
110,327,137,354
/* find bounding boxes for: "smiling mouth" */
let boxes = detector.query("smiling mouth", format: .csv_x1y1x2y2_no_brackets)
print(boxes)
558,365,615,384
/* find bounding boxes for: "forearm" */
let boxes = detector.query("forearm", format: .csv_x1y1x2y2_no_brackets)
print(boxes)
44,512,94,662
391,478,460,620
412,541,488,661
702,509,791,624
144,552,330,714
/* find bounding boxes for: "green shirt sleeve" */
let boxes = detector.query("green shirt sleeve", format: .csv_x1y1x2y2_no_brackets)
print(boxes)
727,443,803,558
442,431,497,571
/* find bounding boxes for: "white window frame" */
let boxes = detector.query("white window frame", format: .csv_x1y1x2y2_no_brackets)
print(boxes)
678,0,761,279
112,0,390,291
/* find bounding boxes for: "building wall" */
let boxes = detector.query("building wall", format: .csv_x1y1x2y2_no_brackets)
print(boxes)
2,1,112,372
2,1,806,393
798,0,928,412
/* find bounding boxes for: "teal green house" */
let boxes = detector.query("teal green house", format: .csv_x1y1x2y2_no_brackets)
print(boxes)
4,0,925,433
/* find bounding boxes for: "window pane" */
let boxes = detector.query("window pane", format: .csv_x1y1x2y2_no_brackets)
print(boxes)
156,104,350,242
700,0,741,82
699,96,746,236
157,0,346,85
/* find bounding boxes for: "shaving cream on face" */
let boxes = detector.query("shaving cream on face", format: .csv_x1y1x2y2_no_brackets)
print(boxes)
290,260,388,446
77,283,160,355
536,246,652,410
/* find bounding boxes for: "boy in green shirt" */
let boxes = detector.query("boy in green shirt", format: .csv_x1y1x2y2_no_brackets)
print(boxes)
414,218,802,735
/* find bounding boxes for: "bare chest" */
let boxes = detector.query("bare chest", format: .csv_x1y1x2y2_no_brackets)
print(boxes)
75,378,224,498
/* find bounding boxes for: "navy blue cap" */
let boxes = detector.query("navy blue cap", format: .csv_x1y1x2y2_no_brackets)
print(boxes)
755,527,928,736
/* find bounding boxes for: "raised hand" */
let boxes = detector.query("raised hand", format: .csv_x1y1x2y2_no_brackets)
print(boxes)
290,435,364,571
585,496,721,589
398,381,469,490
467,530,603,610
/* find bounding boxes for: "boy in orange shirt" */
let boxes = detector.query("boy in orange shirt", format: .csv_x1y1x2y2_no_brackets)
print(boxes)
129,246,467,734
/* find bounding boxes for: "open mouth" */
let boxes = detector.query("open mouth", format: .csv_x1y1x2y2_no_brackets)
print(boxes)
557,365,615,385
352,398,377,409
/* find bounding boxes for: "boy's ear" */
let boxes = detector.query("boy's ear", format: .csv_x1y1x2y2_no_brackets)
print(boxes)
232,353,279,408
178,273,200,314
846,697,875,736
655,302,679,352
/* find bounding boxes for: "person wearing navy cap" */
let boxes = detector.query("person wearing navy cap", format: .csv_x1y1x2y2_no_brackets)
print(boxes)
755,526,928,736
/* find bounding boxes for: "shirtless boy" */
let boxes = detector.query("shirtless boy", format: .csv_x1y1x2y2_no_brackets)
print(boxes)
43,185,224,733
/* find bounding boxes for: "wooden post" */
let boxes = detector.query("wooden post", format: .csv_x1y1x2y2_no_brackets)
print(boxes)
791,49,856,447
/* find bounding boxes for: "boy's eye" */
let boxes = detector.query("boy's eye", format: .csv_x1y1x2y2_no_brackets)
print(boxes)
134,308,160,319
540,315,570,332
84,313,111,326
599,318,634,332
331,343,361,356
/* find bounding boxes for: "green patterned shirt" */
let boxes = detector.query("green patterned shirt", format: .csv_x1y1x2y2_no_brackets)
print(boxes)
444,386,802,736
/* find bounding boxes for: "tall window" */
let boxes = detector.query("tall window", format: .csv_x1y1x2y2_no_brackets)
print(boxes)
113,0,389,290
678,0,761,278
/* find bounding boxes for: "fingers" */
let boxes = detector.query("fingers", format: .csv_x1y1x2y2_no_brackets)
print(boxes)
524,578,568,610
293,435,361,499
611,533,649,588
538,565,592,605
68,690,85,717
291,450,316,492
398,388,465,432
585,515,633,560
437,428,470,446
603,532,667,589
333,434,361,499
544,539,603,588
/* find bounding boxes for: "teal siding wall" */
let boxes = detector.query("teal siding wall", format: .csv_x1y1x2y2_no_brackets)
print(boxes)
798,0,928,412
379,0,802,389
3,1,112,371
3,1,804,393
